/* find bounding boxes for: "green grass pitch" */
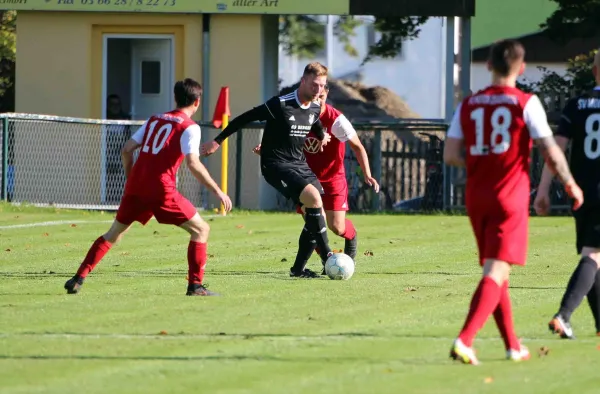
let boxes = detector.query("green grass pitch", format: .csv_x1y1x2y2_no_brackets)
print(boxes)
1,202,599,394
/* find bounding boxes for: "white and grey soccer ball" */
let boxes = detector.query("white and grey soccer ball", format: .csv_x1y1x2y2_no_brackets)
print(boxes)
324,253,355,280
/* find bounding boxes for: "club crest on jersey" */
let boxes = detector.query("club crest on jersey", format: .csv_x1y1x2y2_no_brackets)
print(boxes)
304,137,320,154
308,113,315,124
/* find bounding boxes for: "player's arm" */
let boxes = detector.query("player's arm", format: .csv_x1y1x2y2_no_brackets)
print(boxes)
526,96,575,186
443,103,466,167
182,124,226,196
332,114,379,191
202,98,275,156
310,118,331,148
536,100,574,195
526,95,583,211
121,121,146,178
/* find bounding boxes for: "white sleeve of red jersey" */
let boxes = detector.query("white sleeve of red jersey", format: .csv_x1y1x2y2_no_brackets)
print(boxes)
523,95,553,139
446,102,463,139
180,124,201,155
330,114,357,142
131,121,148,144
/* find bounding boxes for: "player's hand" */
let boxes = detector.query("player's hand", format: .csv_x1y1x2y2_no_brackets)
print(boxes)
252,144,261,156
217,191,233,213
533,191,551,216
201,141,220,157
565,182,584,211
319,133,332,151
365,176,380,193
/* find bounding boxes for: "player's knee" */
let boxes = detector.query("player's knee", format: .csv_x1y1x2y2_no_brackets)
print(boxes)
329,222,345,236
300,186,322,208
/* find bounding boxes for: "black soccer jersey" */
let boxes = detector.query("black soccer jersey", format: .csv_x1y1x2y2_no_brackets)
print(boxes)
556,88,600,201
214,90,325,165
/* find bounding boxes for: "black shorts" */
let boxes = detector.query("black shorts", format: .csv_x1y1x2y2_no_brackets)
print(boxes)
574,203,600,254
261,161,323,205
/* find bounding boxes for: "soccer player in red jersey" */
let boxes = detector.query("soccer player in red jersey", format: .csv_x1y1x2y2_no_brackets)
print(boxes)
253,85,379,274
444,39,584,364
64,78,232,296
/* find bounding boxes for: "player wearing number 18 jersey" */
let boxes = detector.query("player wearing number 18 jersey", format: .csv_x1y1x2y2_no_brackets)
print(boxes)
64,78,232,296
535,50,600,340
443,39,583,365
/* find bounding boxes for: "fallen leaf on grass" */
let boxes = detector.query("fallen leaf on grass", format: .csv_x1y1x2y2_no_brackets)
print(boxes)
42,233,49,237
405,287,418,292
235,224,245,229
120,252,130,256
484,377,493,384
363,250,374,256
64,243,71,247
158,330,168,335
70,224,77,228
538,346,550,357
247,230,253,235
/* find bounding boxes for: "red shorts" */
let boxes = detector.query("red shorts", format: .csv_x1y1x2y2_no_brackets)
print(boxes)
467,205,529,266
116,192,197,226
295,179,348,213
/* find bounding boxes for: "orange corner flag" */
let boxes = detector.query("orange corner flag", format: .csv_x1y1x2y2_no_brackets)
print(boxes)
212,86,231,128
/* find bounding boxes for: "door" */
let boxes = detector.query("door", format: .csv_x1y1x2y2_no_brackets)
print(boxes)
130,38,173,121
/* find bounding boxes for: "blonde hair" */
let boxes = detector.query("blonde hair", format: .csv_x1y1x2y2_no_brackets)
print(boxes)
303,62,328,77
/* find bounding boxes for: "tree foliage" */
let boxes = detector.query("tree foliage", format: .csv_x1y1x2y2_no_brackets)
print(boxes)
0,10,16,112
279,15,429,64
541,0,600,43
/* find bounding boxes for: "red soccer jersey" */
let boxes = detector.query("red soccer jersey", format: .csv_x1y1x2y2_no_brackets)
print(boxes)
303,104,356,187
447,85,553,211
124,110,201,199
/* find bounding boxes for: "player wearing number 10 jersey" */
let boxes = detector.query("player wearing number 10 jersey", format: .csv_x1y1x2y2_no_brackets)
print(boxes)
443,39,583,365
64,78,232,297
535,50,600,340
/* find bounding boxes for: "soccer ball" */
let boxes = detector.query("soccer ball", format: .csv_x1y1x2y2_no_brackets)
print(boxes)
324,253,355,280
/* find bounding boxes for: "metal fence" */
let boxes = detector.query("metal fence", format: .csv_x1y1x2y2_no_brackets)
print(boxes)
0,113,570,214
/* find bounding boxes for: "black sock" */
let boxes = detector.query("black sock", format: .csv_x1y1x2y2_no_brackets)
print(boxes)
304,207,332,261
587,269,600,332
291,227,316,273
559,256,599,321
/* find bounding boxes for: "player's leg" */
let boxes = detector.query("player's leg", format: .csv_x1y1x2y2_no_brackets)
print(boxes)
325,208,358,260
550,247,600,338
153,194,218,296
299,182,333,264
585,270,600,335
487,210,529,360
64,194,147,294
550,207,600,338
64,219,133,294
451,208,528,364
290,205,319,275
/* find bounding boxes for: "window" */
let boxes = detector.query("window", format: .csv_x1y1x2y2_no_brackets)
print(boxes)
141,61,161,94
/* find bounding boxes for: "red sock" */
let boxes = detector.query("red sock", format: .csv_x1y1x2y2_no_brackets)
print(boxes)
341,219,356,240
458,277,502,347
493,280,520,350
188,241,207,284
76,236,112,278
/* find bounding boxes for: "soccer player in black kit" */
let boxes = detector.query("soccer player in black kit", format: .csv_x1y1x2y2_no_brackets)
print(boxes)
534,50,600,339
202,62,334,278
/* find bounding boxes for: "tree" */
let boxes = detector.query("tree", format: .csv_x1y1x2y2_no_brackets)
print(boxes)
541,0,600,43
279,15,428,64
0,10,16,112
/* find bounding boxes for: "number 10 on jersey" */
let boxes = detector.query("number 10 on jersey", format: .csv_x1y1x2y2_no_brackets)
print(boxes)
469,106,512,156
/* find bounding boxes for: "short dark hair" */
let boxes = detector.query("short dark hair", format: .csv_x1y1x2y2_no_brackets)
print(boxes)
174,78,202,108
488,39,525,77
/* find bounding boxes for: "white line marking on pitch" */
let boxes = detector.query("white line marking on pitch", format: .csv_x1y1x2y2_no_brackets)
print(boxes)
0,332,597,343
0,215,227,230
